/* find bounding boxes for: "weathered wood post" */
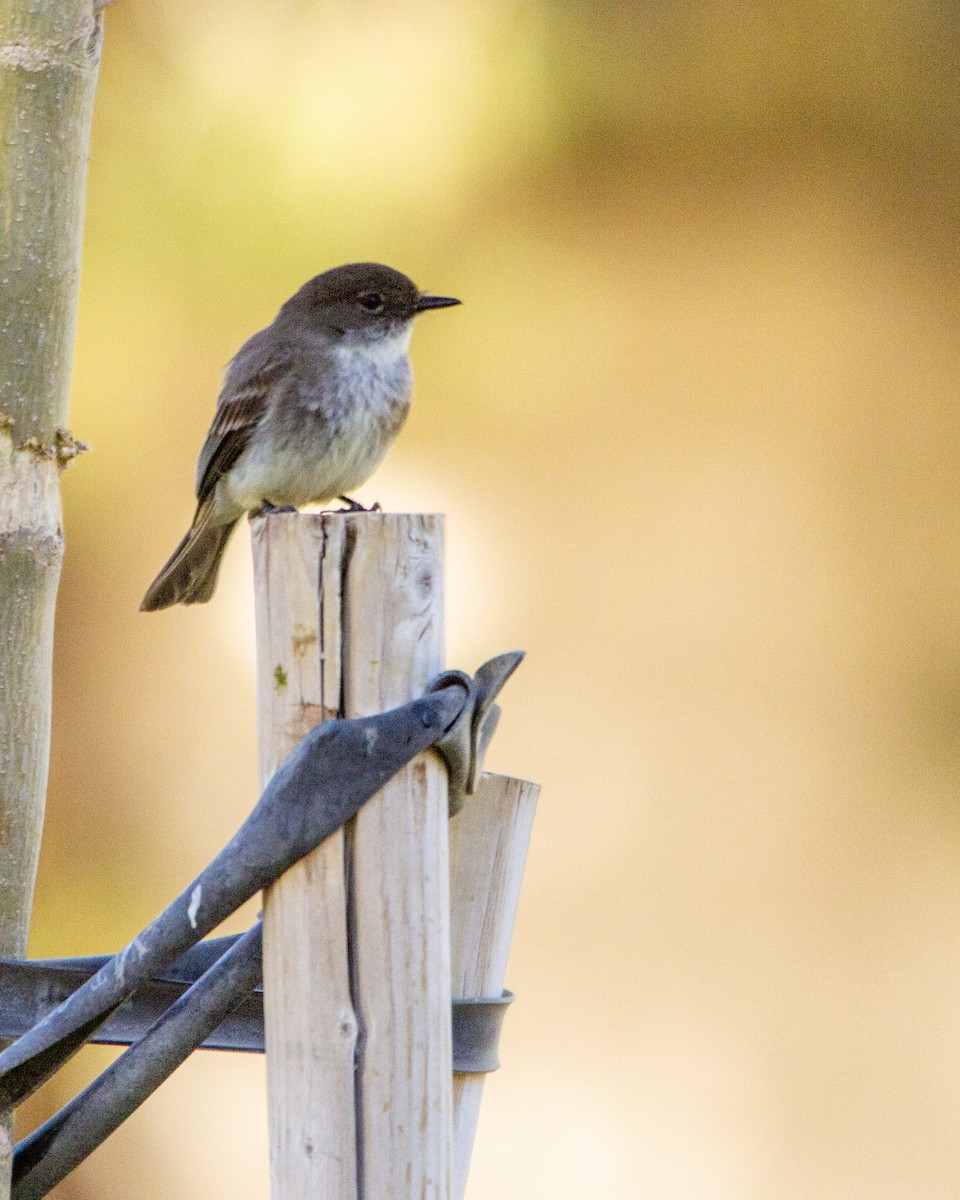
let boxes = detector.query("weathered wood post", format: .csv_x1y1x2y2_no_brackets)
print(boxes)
448,773,538,1199
253,511,451,1199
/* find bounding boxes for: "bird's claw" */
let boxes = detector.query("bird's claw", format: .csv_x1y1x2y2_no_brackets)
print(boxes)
250,501,298,520
335,495,381,514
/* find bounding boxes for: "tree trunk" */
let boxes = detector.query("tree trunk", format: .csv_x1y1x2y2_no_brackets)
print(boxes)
0,0,102,1189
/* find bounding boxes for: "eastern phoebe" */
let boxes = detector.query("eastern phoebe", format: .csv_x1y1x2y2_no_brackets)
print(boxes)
141,263,460,611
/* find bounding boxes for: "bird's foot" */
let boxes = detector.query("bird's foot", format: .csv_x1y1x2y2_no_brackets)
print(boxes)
250,500,298,521
336,495,381,513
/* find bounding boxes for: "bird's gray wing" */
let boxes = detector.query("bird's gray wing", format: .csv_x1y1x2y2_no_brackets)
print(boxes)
195,335,293,504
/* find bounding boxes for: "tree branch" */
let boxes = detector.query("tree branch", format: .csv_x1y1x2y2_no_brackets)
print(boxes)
0,0,103,1191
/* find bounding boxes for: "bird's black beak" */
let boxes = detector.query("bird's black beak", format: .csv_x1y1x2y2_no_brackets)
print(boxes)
415,294,461,313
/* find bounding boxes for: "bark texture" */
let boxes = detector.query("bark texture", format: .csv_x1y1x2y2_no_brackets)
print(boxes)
0,1,102,1188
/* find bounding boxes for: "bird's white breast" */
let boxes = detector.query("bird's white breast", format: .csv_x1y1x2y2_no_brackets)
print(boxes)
223,325,414,510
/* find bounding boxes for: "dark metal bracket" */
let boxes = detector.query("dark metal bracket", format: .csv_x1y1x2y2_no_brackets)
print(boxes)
0,653,523,1200
0,940,512,1067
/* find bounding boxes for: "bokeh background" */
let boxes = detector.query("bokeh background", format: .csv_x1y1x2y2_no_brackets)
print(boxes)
15,1,960,1196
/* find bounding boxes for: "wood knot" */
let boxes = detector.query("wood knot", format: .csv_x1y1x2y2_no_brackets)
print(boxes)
291,628,318,658
12,428,90,469
54,426,90,469
16,436,55,461
285,701,325,742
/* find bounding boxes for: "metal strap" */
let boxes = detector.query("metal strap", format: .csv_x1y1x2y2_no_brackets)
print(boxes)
0,946,513,1072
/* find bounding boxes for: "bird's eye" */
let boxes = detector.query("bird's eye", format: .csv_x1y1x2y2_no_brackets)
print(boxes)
358,292,385,313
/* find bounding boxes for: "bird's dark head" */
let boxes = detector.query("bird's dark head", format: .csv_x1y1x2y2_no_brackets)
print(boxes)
281,263,460,341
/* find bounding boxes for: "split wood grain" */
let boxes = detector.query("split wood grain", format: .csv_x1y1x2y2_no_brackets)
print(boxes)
253,514,356,1200
340,513,451,1200
448,773,538,1200
254,512,451,1200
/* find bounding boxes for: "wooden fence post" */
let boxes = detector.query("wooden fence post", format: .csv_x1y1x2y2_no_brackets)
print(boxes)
449,773,538,1199
253,511,450,1200
253,514,356,1200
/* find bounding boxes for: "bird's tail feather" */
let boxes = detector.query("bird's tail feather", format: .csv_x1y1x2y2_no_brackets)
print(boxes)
140,501,240,611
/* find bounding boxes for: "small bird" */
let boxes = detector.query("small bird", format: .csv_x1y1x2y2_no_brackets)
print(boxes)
141,263,460,611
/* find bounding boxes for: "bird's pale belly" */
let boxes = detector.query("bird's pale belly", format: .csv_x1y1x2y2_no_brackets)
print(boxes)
222,387,411,511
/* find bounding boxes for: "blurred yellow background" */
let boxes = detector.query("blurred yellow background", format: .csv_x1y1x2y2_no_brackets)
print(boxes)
15,1,960,1196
